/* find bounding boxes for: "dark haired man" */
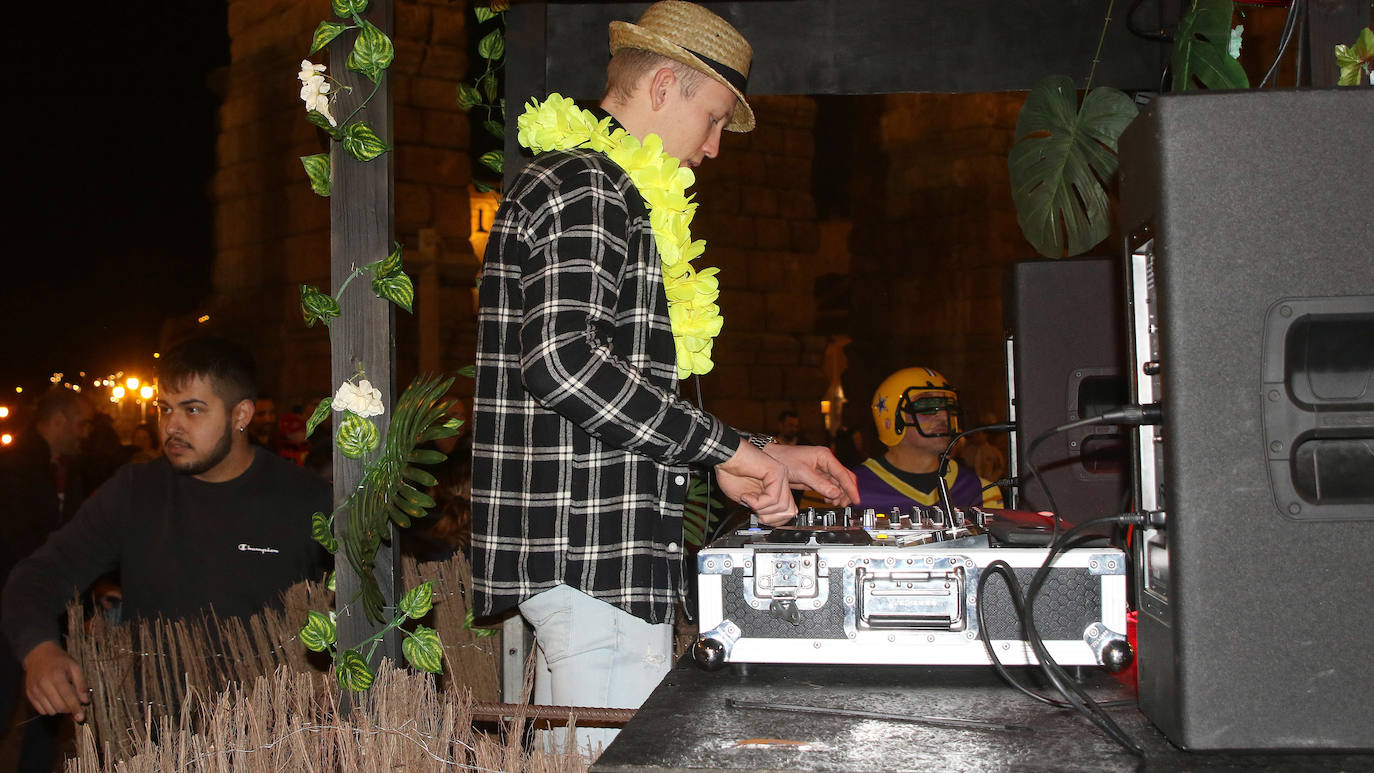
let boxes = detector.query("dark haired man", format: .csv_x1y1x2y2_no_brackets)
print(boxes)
0,388,94,771
1,337,329,724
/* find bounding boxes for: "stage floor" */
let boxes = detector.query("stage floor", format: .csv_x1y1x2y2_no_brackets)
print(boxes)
593,659,1374,772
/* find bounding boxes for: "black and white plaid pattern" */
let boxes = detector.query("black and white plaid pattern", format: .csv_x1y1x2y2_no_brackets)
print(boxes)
471,148,738,624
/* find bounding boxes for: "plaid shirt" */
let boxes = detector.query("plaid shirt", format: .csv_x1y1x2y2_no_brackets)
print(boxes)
471,147,738,624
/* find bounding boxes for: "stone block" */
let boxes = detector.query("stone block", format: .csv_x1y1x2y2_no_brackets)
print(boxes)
286,184,330,233
396,181,434,232
741,186,778,218
763,291,813,335
431,5,466,47
421,47,466,79
755,218,790,251
408,76,461,112
393,45,425,75
397,146,468,186
395,2,432,42
423,109,468,148
432,186,471,239
789,221,819,254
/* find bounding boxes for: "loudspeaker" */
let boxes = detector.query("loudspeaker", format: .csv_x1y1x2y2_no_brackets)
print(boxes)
1004,259,1130,524
1119,89,1374,751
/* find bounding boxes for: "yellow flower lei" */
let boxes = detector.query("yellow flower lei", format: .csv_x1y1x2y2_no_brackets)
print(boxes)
516,93,723,379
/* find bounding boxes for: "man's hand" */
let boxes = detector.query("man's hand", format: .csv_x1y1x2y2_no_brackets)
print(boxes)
23,640,91,722
715,438,796,526
763,443,860,507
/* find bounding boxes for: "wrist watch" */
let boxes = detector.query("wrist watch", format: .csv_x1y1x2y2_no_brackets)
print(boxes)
749,433,775,451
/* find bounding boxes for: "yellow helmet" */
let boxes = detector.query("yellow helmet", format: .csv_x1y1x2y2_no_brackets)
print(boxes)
871,367,961,447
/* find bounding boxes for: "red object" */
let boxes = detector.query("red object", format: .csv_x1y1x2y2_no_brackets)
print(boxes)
1111,610,1139,692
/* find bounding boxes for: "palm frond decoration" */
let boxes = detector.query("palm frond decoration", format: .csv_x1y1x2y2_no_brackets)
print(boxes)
340,373,462,622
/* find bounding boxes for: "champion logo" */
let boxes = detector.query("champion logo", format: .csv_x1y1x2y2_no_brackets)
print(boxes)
237,543,280,555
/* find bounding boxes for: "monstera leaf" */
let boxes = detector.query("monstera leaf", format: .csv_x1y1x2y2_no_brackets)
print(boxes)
1172,0,1248,91
1009,76,1139,259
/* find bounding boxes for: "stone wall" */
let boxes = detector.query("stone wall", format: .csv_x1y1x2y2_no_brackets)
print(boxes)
208,3,1041,448
204,0,476,410
842,92,1032,452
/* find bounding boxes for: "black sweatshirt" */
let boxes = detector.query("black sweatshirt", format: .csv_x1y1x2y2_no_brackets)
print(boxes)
1,448,331,659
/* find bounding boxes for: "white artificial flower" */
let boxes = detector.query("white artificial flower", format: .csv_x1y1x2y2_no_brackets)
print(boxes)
1228,25,1244,59
298,59,326,84
332,379,385,418
297,60,337,126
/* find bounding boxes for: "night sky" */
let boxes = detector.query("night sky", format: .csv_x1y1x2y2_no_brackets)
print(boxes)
1,3,229,399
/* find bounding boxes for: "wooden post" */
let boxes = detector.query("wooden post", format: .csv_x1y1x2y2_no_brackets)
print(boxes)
330,0,401,662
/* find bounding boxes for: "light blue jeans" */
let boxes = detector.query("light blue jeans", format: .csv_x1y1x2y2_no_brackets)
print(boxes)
518,584,674,759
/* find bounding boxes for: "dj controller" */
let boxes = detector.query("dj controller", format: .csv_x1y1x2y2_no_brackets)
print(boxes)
693,505,1129,670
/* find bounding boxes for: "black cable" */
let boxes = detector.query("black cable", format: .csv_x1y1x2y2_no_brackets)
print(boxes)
1260,0,1303,87
1022,515,1148,757
1024,405,1161,540
937,422,1016,513
976,560,1137,711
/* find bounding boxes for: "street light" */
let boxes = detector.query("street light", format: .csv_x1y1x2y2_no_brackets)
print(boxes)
139,386,154,400
126,377,140,391
112,386,126,399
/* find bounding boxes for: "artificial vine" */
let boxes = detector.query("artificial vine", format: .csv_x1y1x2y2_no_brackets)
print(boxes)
290,0,456,691
457,2,508,192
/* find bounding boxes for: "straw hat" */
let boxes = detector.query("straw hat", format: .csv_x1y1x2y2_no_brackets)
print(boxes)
608,1,755,132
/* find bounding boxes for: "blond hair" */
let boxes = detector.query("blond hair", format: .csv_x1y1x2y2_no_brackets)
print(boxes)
603,47,708,104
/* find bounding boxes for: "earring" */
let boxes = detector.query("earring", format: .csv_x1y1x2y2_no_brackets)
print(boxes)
238,426,245,433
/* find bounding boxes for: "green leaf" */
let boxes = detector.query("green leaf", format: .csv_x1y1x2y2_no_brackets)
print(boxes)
306,110,342,139
327,571,336,591
1171,0,1249,90
396,482,436,509
372,272,415,313
300,609,337,652
418,417,461,443
336,411,380,458
402,465,439,487
342,122,390,161
475,6,495,23
306,397,332,438
300,154,331,197
368,241,404,278
311,511,339,553
479,150,503,174
472,180,494,194
300,284,341,327
463,606,500,637
458,364,477,379
482,119,505,140
457,83,483,111
477,29,505,62
1335,28,1374,86
347,20,394,84
336,649,375,691
479,73,498,104
1008,76,1139,258
330,0,367,18
408,448,446,465
386,502,413,528
402,626,444,673
399,581,435,619
309,21,350,54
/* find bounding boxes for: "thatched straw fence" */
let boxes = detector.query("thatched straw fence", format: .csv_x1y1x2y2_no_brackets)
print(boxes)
65,663,587,772
60,553,589,772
